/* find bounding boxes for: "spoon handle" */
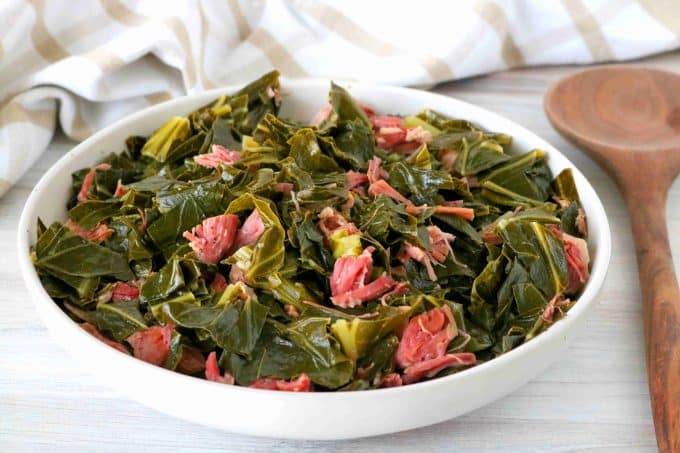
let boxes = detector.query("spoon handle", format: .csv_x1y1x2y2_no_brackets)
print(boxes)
623,185,680,453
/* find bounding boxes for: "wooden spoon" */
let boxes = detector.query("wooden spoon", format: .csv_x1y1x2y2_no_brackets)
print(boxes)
545,66,680,453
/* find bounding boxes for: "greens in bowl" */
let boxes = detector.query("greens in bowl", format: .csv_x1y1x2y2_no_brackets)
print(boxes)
30,71,590,392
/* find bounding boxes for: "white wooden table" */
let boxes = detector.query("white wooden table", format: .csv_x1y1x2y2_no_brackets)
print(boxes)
4,52,680,452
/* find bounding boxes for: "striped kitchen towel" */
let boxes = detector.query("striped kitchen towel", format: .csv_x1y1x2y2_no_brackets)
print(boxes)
1,0,678,197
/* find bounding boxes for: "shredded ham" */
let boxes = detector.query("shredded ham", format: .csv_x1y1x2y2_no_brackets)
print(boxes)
210,273,228,293
81,322,130,355
404,205,429,216
194,144,241,168
249,374,312,392
266,86,281,105
114,179,126,197
427,226,455,263
441,200,465,208
395,306,475,383
318,207,359,237
395,305,457,369
433,206,475,220
550,226,590,295
229,265,247,284
126,324,174,366
232,210,266,252
205,351,235,384
367,156,388,184
405,126,433,145
439,149,458,172
402,353,476,384
575,208,588,237
398,242,437,281
370,115,404,129
375,127,408,149
481,231,503,245
374,123,432,151
380,281,410,305
331,274,397,308
275,182,294,193
330,247,374,296
329,245,399,307
380,372,403,388
77,163,111,203
542,294,572,324
177,346,205,375
65,219,113,242
341,192,355,211
368,180,412,206
284,304,300,318
182,214,240,264
111,281,140,302
346,171,369,189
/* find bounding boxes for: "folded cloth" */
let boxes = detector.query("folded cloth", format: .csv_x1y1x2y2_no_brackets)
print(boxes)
1,0,678,197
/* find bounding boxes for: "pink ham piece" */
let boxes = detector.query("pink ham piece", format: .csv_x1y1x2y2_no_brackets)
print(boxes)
375,127,407,150
331,274,397,309
182,214,240,264
231,210,266,251
329,246,398,308
375,126,432,151
330,247,374,296
405,126,433,145
398,242,437,281
346,171,369,189
210,273,228,293
65,219,113,242
126,324,174,366
439,149,458,172
318,207,359,237
249,374,312,392
113,179,126,197
404,205,429,216
111,281,140,302
205,351,235,384
379,281,410,305
177,346,205,375
341,193,355,211
229,264,247,284
395,305,475,383
402,353,476,384
81,323,130,355
396,305,457,369
433,205,475,221
367,156,388,184
275,182,294,193
380,372,403,388
427,225,455,263
370,115,404,129
561,231,590,295
548,226,590,294
368,180,413,206
77,163,111,203
193,144,241,168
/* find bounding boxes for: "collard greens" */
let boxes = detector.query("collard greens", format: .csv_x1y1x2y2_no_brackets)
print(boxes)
32,71,590,391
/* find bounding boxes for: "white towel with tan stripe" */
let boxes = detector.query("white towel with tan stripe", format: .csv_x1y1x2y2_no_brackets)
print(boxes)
1,0,678,197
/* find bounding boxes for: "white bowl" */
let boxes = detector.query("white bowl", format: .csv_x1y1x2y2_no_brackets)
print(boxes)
17,79,611,440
